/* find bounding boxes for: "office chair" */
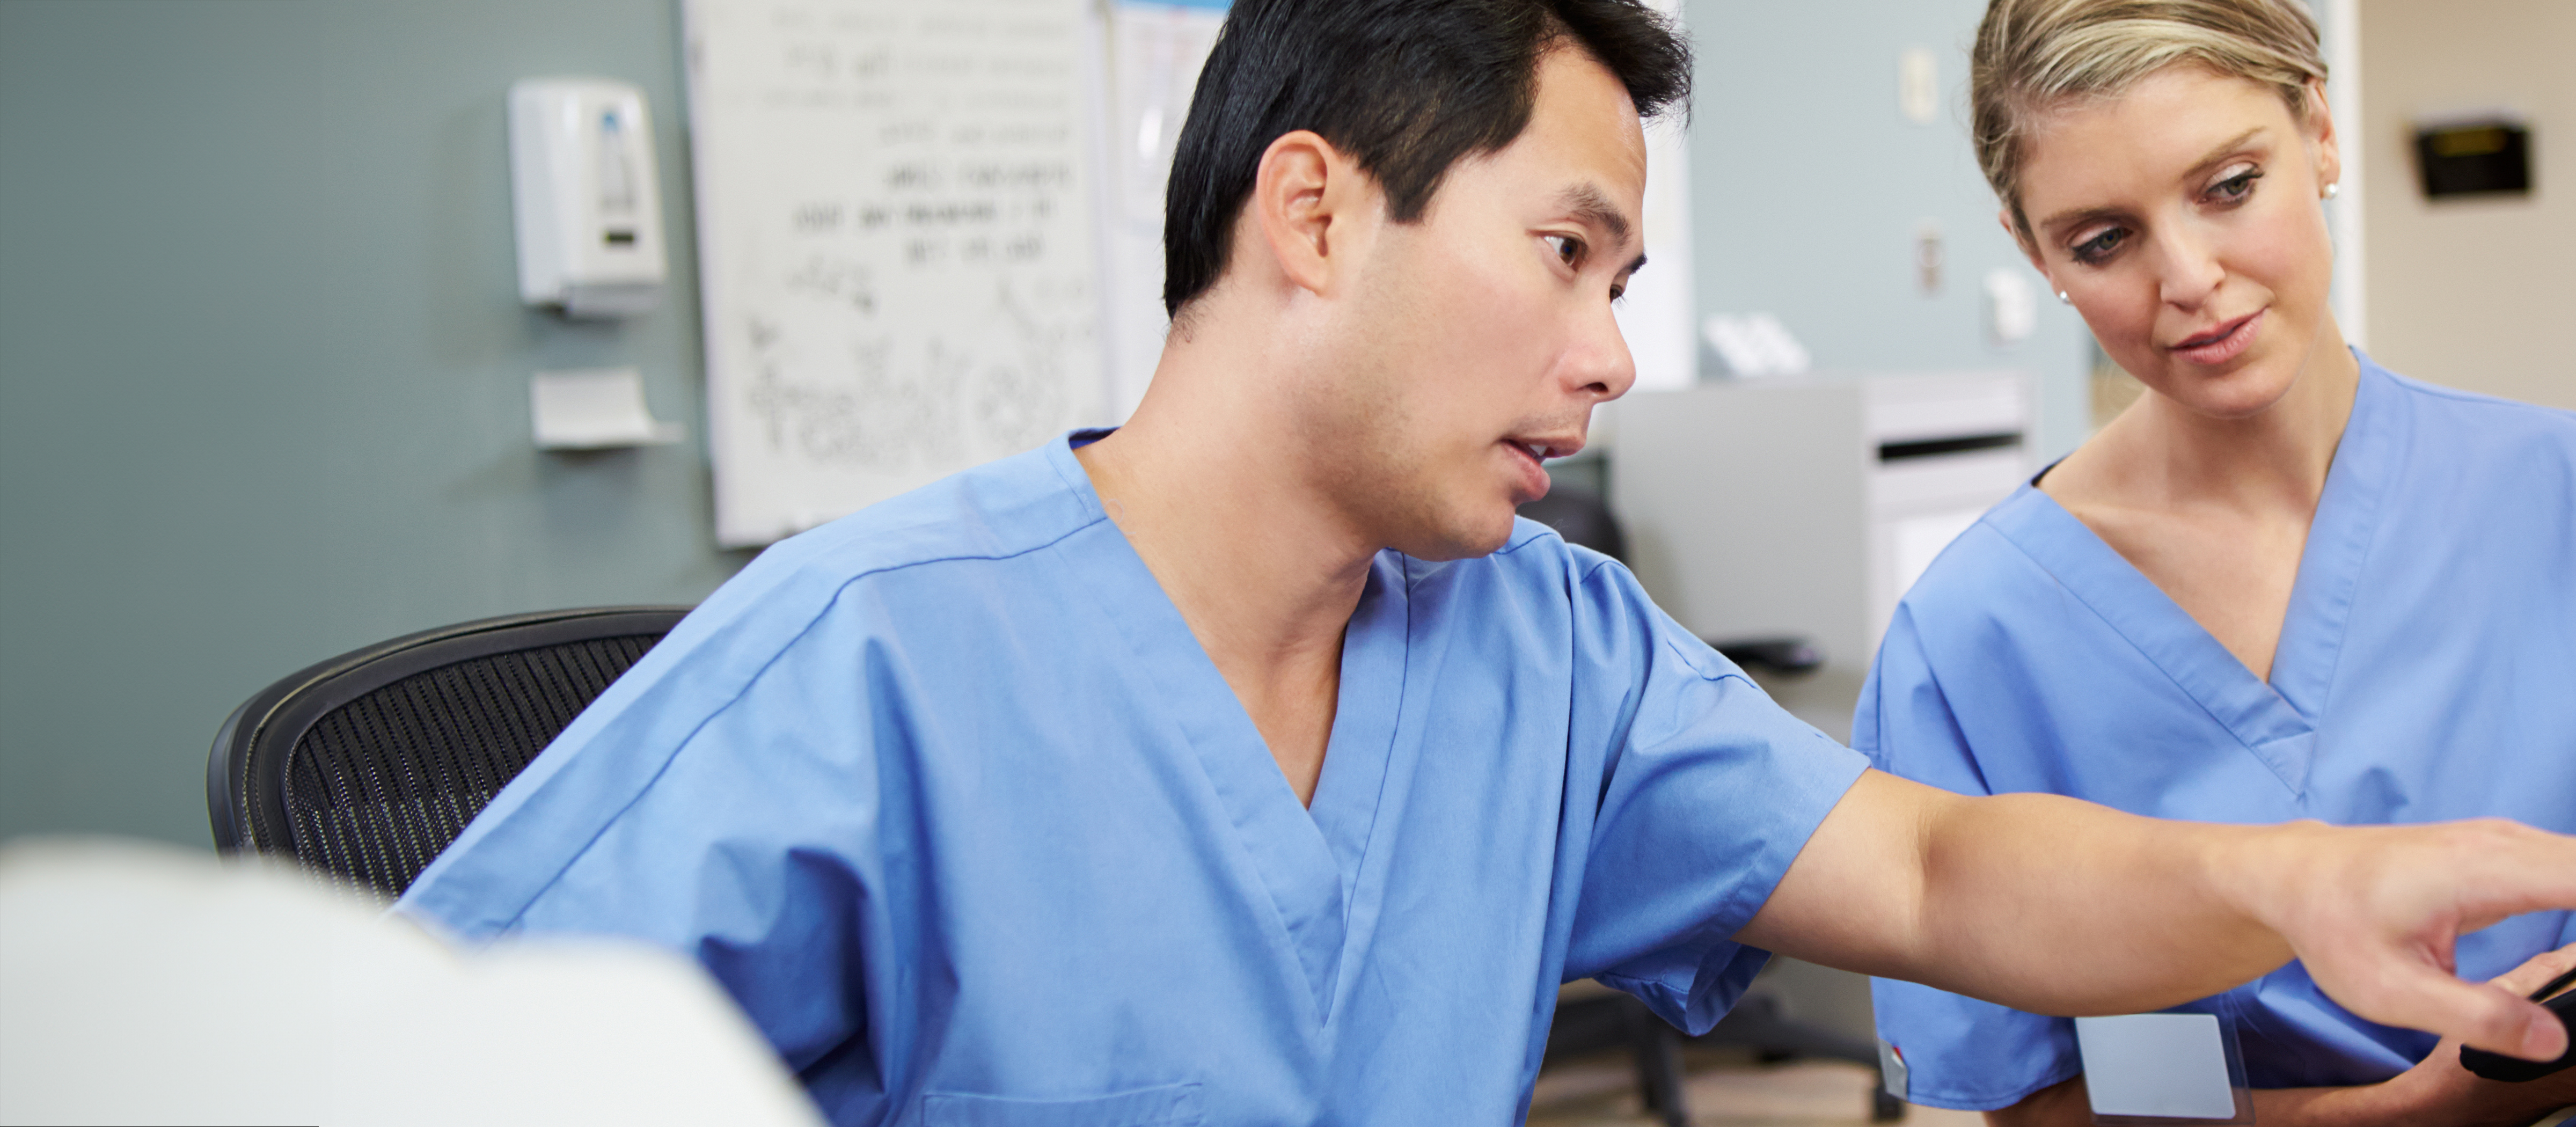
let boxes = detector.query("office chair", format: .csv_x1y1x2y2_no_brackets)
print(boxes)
1520,485,1901,1123
207,605,691,899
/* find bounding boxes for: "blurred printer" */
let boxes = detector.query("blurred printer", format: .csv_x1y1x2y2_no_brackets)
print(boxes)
1608,371,2033,670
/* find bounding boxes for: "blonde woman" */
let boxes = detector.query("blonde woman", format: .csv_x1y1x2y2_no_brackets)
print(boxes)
1858,0,2576,1121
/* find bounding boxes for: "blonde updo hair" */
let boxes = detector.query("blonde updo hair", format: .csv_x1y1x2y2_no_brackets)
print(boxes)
1972,0,2328,237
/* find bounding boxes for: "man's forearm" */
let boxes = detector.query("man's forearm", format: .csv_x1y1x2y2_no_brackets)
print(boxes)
1747,773,2295,1015
1912,789,2295,1016
1746,769,2576,1058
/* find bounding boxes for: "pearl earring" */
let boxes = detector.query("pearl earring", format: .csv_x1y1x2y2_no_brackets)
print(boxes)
2056,290,2072,305
2323,182,2340,200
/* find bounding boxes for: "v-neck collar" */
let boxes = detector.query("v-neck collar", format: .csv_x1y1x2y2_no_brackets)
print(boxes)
1989,354,2404,796
2268,357,2406,721
1038,434,1407,1024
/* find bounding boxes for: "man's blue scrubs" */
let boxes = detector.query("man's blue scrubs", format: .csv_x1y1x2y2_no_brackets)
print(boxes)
399,432,1869,1126
1860,355,2576,1110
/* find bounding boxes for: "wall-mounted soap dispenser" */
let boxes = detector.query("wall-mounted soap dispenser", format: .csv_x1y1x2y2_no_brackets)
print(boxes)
508,78,668,318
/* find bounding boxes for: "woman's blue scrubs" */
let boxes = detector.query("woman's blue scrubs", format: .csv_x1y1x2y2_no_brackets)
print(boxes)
1859,354,2576,1110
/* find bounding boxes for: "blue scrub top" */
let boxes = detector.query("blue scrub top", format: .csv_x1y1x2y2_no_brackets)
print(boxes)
399,432,1868,1126
1860,355,2576,1111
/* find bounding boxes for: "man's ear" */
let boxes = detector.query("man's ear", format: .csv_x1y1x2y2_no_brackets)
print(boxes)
1250,129,1366,299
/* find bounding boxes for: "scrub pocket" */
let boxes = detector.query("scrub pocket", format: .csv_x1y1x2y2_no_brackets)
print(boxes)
920,1081,1204,1126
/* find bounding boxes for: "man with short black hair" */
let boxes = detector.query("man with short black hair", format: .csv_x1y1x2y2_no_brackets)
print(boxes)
401,1,2576,1122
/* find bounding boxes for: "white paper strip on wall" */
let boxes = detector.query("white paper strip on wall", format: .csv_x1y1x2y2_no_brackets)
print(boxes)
1614,0,1699,393
1096,1,1228,425
684,0,1106,547
531,368,685,450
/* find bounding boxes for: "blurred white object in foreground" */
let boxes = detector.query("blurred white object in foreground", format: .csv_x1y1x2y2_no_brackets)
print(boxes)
0,837,826,1127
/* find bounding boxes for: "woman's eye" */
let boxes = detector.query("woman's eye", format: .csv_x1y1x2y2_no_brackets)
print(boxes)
2071,226,2127,265
2208,166,2263,202
1543,233,1584,268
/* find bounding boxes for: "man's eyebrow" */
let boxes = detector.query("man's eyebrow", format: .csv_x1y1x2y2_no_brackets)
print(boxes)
1557,184,1634,250
2033,126,2270,237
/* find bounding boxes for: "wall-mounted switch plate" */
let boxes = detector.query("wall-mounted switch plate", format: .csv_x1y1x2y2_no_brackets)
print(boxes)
1899,47,1939,125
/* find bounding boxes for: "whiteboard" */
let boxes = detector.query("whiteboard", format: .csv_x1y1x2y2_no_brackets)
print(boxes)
684,0,1107,547
682,0,1699,546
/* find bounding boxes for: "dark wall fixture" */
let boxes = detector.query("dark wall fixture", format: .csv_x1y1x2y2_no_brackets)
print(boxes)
2416,118,2534,200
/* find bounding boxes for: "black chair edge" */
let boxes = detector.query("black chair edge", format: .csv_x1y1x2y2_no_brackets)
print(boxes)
206,605,693,855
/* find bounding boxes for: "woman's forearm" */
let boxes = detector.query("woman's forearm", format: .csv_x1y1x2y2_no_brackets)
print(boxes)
1986,1075,2425,1127
1983,1068,2576,1127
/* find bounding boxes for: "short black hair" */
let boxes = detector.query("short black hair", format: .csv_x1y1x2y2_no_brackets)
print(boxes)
1161,0,1691,317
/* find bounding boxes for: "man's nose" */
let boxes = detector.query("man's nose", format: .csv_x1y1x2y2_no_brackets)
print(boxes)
1574,303,1638,402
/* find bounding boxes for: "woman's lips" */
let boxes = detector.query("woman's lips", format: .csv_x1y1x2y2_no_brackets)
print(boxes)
2171,308,2265,366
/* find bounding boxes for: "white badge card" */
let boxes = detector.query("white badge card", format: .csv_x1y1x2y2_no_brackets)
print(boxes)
2075,1012,2254,1125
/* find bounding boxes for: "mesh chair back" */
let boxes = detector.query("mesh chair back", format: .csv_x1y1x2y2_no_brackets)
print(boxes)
208,606,690,898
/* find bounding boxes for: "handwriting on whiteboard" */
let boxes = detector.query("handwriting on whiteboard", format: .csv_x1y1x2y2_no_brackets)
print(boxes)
686,0,1101,546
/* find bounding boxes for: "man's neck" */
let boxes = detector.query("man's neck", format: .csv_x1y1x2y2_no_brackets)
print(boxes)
1072,327,1379,806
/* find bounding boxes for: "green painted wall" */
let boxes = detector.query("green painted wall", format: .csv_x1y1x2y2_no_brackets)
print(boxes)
1,0,2155,849
0,1,748,847
1683,0,2094,457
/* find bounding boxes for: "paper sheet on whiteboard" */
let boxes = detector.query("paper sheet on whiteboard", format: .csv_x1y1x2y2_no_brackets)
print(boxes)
684,0,1106,546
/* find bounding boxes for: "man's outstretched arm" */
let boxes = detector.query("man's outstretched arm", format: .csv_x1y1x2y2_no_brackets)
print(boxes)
1737,769,2576,1062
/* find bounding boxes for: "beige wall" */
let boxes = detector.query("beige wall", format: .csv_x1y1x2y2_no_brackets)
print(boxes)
2358,0,2575,409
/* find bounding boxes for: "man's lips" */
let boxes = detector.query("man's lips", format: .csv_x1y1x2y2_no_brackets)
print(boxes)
1501,435,1583,502
1503,435,1585,462
2170,309,2264,365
